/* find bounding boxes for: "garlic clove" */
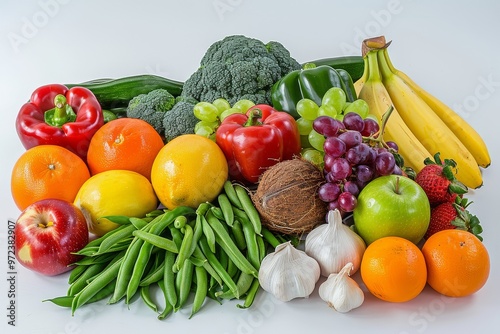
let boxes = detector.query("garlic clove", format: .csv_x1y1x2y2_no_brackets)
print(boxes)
318,262,364,313
258,241,320,302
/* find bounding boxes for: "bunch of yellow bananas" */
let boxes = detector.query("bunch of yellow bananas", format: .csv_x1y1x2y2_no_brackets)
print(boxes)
355,36,490,189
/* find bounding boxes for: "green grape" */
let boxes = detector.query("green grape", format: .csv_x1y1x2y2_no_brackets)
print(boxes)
194,121,215,139
334,114,344,122
193,102,219,122
365,114,380,123
301,148,324,169
344,99,369,119
296,117,313,136
212,98,231,116
296,98,319,121
300,135,312,149
308,129,325,152
220,107,244,121
322,87,346,113
232,99,255,113
195,120,218,133
317,104,338,118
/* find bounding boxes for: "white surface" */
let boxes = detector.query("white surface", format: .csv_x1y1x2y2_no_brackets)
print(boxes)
1,1,499,333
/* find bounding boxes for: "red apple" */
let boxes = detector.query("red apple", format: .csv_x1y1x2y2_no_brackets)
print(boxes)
14,198,89,276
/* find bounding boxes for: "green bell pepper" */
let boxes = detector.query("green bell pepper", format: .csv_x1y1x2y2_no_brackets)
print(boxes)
270,63,357,119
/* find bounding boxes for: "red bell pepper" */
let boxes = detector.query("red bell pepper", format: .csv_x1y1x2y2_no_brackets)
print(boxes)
215,104,301,184
16,84,104,161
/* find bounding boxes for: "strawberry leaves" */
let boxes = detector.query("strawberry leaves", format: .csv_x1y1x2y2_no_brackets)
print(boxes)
451,197,483,241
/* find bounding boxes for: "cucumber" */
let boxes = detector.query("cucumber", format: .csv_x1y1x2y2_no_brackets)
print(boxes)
66,75,184,110
303,56,364,82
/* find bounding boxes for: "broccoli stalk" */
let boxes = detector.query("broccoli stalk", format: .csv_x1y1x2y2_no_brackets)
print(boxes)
180,35,301,105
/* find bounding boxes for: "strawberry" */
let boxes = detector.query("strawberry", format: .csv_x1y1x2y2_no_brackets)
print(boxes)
425,197,483,241
415,153,468,206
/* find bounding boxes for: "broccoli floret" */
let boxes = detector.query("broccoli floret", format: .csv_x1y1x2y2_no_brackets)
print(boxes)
163,101,198,142
126,89,176,135
181,35,301,105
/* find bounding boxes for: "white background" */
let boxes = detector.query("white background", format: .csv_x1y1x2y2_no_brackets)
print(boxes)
1,1,499,333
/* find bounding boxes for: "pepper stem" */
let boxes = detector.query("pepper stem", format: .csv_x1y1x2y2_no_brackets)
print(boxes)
44,94,77,127
244,108,263,127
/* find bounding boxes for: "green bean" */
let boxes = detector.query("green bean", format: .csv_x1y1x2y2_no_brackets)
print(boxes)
125,238,156,304
101,215,132,225
173,215,187,229
226,256,239,279
210,206,225,221
236,277,260,309
174,258,194,311
188,215,203,256
169,225,184,248
173,223,193,272
140,285,158,313
68,261,108,296
43,295,74,308
199,237,239,298
256,234,267,262
261,227,281,249
128,217,148,229
157,280,174,320
72,251,116,266
240,216,260,270
191,246,223,288
146,209,166,218
163,251,177,308
71,255,124,314
98,224,140,254
223,180,243,209
189,265,208,319
68,264,87,284
73,246,100,257
132,230,178,253
139,251,166,286
196,202,211,216
201,214,216,254
205,211,258,277
110,237,144,304
218,193,235,226
234,184,262,235
231,219,247,251
216,272,254,300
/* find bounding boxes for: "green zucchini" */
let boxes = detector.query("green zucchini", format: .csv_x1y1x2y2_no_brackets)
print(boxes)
66,75,184,110
303,56,364,82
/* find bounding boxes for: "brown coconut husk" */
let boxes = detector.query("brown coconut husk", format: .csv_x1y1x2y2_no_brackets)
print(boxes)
251,158,328,236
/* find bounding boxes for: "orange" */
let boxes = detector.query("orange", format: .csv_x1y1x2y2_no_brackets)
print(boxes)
151,134,228,210
422,229,489,297
11,145,90,211
360,236,427,303
87,118,165,180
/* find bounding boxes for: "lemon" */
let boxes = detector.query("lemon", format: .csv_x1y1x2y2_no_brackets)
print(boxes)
151,134,228,210
74,169,158,236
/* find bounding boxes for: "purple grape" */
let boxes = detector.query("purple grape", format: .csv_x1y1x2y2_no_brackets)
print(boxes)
361,118,380,137
337,130,362,149
392,164,403,175
323,154,336,173
356,164,374,183
338,191,357,212
342,112,364,132
343,181,360,196
313,116,342,137
365,147,377,164
346,143,371,165
318,182,341,202
375,151,396,175
329,158,352,181
386,141,399,152
323,137,346,158
328,200,340,211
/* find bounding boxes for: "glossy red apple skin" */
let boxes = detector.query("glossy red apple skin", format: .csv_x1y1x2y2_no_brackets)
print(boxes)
14,198,89,276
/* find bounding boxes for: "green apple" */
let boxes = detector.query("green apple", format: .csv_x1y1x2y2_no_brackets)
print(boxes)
353,175,430,245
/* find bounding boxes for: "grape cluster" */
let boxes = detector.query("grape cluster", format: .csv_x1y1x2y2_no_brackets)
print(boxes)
294,87,404,215
193,98,255,140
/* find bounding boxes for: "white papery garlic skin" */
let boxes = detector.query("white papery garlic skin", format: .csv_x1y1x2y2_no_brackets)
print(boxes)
258,241,320,302
318,262,364,313
305,209,366,277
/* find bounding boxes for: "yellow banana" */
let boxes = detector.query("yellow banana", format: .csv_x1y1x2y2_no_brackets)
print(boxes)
354,56,367,95
381,48,491,168
377,50,483,189
358,50,431,173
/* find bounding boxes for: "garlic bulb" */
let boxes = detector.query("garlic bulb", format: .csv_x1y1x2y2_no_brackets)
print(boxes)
258,241,320,302
305,209,366,277
319,262,364,313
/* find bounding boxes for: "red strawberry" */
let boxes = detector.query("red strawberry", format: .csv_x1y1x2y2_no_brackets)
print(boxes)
415,153,468,206
425,197,483,241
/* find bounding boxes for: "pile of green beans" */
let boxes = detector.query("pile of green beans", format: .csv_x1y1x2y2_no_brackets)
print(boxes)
45,181,296,319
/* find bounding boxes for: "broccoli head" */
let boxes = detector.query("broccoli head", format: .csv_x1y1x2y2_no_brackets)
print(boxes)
126,88,176,135
163,101,198,142
181,35,301,105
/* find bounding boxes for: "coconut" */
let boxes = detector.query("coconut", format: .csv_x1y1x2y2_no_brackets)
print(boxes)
251,158,328,235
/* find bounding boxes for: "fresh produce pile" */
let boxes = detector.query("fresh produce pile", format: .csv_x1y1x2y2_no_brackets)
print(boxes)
10,34,491,318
